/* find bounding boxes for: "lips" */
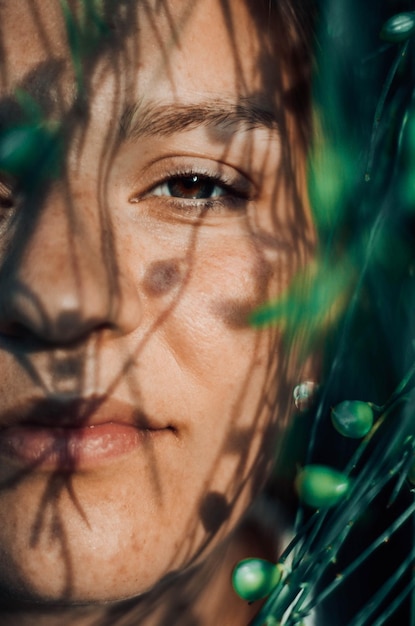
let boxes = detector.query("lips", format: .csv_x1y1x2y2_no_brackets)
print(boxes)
0,396,172,471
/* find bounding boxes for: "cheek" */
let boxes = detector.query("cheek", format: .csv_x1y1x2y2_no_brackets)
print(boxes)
120,224,292,412
160,235,287,361
115,221,296,476
154,238,273,344
146,238,291,448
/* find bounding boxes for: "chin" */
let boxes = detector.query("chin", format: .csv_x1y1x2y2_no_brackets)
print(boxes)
0,564,142,607
0,516,172,607
0,509,206,609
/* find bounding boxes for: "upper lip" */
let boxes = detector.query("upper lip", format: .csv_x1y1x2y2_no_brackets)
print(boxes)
0,396,167,431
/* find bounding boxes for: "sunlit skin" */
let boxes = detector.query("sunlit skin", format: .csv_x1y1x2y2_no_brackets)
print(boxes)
0,1,314,624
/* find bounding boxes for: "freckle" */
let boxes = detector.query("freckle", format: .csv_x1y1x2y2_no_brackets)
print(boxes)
142,260,182,296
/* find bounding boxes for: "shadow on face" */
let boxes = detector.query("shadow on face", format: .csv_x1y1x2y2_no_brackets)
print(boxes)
0,0,315,620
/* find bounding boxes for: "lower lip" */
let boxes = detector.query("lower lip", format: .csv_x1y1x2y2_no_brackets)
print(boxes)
0,423,157,471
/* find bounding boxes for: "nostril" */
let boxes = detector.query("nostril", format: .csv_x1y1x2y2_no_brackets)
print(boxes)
54,311,85,339
0,308,112,347
48,310,112,344
0,321,37,340
0,249,141,345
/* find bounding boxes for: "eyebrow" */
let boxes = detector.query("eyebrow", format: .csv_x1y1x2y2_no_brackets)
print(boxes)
118,98,281,140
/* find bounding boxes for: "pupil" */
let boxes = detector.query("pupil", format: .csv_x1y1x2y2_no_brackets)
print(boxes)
168,175,215,199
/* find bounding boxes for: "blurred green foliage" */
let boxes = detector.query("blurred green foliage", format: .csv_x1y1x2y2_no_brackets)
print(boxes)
250,1,415,624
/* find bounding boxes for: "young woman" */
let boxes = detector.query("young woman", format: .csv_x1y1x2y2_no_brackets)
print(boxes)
0,1,316,623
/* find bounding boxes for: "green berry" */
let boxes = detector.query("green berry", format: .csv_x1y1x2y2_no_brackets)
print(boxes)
232,558,282,602
331,400,374,439
380,12,415,42
296,465,350,509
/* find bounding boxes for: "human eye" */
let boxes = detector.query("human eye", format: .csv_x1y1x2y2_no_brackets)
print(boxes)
150,173,228,201
0,174,19,232
0,176,15,210
133,163,253,218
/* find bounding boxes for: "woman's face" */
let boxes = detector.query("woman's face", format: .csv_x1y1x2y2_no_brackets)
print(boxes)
0,0,312,605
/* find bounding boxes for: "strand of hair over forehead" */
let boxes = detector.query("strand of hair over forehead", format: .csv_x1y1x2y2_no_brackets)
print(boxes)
270,0,317,39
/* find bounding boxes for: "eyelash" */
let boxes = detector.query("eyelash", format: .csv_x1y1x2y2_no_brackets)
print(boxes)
0,179,15,210
136,168,251,215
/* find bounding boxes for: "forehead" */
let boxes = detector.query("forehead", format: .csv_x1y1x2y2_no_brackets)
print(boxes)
0,0,285,118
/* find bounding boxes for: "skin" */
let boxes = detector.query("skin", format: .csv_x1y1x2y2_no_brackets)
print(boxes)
0,0,314,623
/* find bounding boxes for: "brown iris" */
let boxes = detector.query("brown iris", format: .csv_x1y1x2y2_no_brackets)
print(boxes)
166,175,221,199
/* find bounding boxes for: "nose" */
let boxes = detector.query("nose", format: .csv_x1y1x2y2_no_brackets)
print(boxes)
0,181,141,345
